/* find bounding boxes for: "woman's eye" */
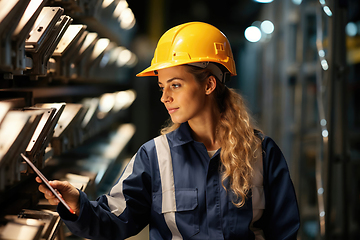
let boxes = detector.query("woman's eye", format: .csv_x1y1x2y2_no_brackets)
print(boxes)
172,84,181,89
159,87,164,92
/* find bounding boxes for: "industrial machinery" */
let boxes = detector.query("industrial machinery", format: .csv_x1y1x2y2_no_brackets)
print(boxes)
0,1,137,239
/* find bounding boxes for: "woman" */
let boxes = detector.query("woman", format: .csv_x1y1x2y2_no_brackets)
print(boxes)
37,22,300,239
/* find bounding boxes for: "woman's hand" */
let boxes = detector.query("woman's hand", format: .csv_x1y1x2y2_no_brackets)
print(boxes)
36,177,81,216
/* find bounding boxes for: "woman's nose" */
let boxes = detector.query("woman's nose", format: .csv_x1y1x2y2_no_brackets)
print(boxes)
160,88,172,103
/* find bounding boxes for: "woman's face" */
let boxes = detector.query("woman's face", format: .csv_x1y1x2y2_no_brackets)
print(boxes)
157,65,209,124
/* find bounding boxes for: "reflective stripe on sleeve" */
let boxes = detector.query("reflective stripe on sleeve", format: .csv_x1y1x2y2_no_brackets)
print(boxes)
154,135,183,240
106,154,136,217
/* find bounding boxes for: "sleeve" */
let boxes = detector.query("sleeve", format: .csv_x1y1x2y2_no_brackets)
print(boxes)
258,136,300,240
57,145,152,240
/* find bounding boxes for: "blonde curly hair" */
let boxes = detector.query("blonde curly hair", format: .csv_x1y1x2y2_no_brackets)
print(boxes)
160,64,263,207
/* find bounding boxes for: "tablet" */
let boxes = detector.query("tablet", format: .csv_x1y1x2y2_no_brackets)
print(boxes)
21,153,75,214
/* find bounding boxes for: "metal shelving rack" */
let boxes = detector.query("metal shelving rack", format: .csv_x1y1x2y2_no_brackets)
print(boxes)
254,0,359,239
0,1,139,239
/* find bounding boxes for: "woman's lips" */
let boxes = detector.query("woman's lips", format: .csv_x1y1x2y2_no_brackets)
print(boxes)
167,108,178,114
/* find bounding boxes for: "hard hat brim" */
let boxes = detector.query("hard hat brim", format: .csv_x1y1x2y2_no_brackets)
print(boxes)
136,60,237,77
136,60,196,77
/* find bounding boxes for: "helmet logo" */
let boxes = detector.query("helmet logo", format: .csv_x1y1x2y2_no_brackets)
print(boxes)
214,42,229,63
214,43,225,55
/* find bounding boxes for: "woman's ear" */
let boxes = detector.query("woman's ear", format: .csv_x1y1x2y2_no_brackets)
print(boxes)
205,76,217,95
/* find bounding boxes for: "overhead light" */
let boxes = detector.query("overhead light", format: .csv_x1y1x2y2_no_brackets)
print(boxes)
322,129,329,138
292,0,302,4
321,59,329,71
253,0,273,3
320,119,327,126
319,0,332,17
260,20,274,34
323,6,332,16
346,22,357,36
244,26,262,43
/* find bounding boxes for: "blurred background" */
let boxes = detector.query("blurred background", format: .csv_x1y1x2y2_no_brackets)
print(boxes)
0,0,359,239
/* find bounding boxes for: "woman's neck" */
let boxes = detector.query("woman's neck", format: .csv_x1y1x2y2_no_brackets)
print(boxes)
188,111,221,151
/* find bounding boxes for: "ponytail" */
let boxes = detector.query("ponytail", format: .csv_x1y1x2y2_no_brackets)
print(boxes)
217,87,263,207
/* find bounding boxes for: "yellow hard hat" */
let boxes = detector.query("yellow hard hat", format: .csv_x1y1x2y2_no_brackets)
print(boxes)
136,22,237,78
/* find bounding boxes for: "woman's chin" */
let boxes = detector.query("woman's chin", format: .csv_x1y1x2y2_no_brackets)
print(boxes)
170,117,186,124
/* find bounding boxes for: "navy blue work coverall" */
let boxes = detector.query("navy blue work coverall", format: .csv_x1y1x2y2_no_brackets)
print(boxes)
58,122,300,239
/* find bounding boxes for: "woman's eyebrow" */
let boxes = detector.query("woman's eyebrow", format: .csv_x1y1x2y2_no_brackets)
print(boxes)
158,77,183,85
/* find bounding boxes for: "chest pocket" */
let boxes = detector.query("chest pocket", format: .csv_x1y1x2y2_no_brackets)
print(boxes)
152,189,199,238
152,189,198,213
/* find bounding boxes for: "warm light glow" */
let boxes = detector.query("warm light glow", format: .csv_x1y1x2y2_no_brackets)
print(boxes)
13,0,44,36
113,0,128,18
81,98,99,128
54,25,84,54
117,49,132,66
126,52,138,67
114,90,136,111
244,26,262,43
110,46,125,65
102,0,114,8
0,102,10,123
99,93,115,113
0,1,18,23
91,38,110,60
119,8,135,29
79,32,98,54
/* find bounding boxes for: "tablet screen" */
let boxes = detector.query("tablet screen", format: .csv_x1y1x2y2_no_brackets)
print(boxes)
21,153,75,214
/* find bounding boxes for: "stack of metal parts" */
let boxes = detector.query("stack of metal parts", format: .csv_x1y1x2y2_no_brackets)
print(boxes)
0,89,136,239
0,0,137,82
0,89,136,191
0,1,138,239
0,210,62,240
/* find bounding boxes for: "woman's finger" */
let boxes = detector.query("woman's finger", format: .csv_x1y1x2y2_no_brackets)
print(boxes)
38,183,49,194
35,176,42,183
48,197,60,205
